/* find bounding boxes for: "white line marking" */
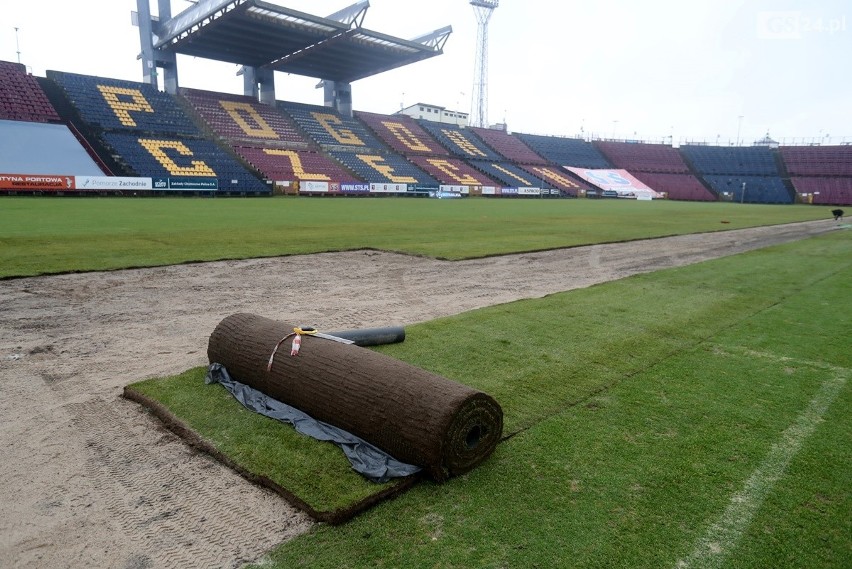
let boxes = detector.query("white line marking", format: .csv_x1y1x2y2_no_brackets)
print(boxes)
716,346,844,372
674,366,848,569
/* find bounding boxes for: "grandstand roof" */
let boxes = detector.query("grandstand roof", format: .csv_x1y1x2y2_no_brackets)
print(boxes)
153,0,451,83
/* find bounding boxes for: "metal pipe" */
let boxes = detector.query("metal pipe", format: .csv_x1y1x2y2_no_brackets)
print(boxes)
327,326,406,347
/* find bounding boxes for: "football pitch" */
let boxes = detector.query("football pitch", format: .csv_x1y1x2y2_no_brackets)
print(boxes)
0,196,832,278
2,196,848,568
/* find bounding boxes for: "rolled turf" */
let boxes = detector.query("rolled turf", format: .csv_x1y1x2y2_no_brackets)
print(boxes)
207,313,504,481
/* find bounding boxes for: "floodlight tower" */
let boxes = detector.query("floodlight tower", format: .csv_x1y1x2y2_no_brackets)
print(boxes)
470,0,498,128
14,27,22,63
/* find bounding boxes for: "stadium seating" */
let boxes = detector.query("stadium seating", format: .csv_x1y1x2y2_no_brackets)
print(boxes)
407,156,498,186
780,145,852,176
520,165,591,196
595,141,690,173
703,175,792,204
47,71,268,191
630,172,716,201
416,120,503,160
279,101,386,151
354,113,507,185
514,133,612,168
356,111,449,156
3,65,847,204
0,60,60,123
780,146,852,205
102,132,268,191
678,145,791,203
236,146,357,182
469,160,543,187
469,127,549,164
679,145,780,176
328,150,438,186
791,177,852,205
278,103,443,185
592,141,712,201
49,71,199,135
181,88,310,148
180,88,358,183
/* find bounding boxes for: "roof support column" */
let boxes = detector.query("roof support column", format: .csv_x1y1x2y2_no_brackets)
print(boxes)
157,0,179,94
136,0,157,88
135,0,179,93
242,67,276,104
324,81,352,118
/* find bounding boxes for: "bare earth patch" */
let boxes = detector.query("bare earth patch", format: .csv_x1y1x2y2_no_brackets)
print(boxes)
0,220,836,568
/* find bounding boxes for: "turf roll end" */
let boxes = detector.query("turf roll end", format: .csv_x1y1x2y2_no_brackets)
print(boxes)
443,393,503,476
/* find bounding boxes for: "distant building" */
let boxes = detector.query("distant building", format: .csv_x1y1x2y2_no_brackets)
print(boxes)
753,132,780,148
397,103,469,126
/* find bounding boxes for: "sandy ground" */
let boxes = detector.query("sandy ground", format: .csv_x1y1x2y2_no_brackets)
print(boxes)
0,220,838,569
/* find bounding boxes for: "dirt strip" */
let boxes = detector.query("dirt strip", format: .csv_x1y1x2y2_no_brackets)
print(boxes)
0,220,837,569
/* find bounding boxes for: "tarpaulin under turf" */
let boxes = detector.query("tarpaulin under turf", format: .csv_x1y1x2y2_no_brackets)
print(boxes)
205,363,421,483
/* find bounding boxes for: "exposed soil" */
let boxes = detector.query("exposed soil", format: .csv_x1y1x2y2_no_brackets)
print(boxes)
0,220,837,568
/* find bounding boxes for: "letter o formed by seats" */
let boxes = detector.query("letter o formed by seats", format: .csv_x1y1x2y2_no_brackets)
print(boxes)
207,313,503,481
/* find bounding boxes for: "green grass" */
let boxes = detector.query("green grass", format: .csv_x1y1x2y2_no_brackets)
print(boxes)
372,229,850,435
258,348,848,569
127,229,850,567
0,197,832,277
252,230,850,569
126,368,403,519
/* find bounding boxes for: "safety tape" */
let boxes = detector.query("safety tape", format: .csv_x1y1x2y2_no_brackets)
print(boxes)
266,326,353,372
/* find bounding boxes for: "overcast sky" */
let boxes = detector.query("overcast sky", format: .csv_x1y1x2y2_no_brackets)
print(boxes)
2,0,850,144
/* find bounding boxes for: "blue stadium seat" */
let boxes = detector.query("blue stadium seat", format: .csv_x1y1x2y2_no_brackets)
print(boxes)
101,133,268,191
469,160,546,187
680,145,780,176
45,71,268,192
327,150,438,186
279,102,386,151
417,120,502,160
514,133,612,168
49,71,199,135
703,175,792,204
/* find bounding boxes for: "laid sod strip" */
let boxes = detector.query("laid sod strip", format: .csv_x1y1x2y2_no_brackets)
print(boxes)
674,362,848,569
256,237,850,569
672,264,852,569
373,230,852,435
124,368,415,524
0,197,830,277
718,366,850,569
256,352,849,568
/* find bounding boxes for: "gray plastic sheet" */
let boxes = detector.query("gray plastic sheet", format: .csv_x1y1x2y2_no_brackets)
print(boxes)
205,363,421,483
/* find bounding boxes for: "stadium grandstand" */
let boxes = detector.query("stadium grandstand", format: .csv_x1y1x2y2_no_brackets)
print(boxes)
0,60,59,123
0,60,106,179
356,111,450,157
680,145,792,204
47,70,269,194
181,88,357,184
595,141,715,201
0,0,848,204
515,134,613,169
781,145,852,205
469,127,550,165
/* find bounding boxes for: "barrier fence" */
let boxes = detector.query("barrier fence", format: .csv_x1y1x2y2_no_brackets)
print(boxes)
1,172,666,199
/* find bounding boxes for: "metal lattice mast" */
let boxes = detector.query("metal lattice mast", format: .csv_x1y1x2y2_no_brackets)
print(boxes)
470,0,498,128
